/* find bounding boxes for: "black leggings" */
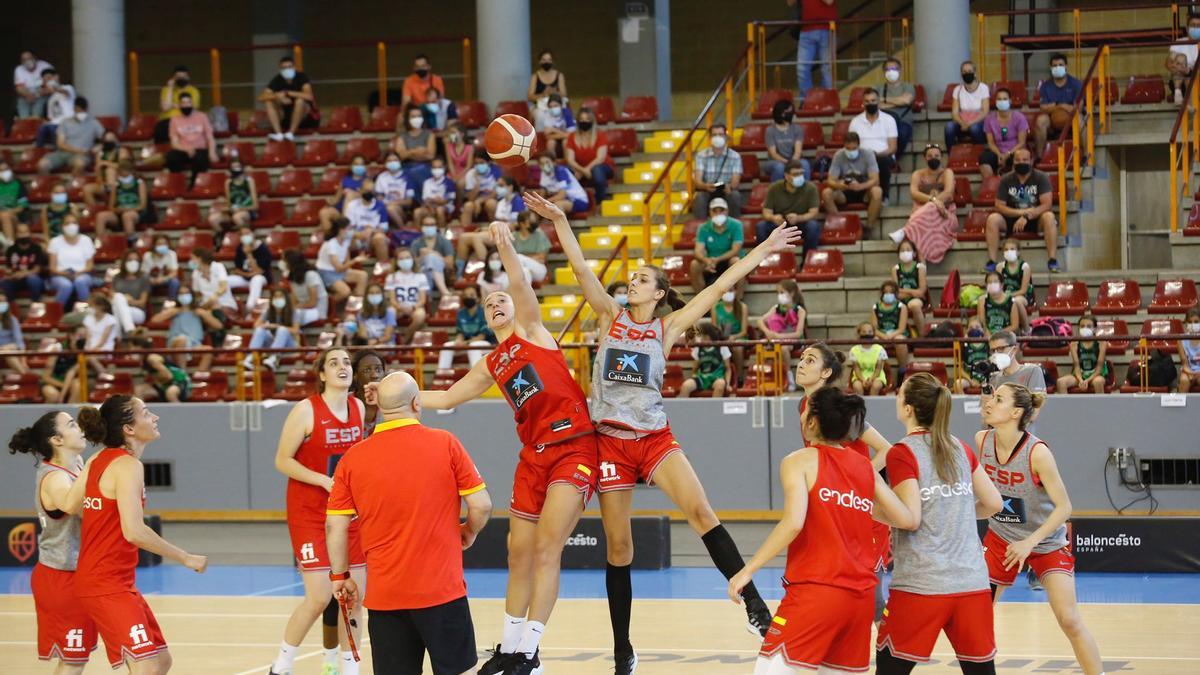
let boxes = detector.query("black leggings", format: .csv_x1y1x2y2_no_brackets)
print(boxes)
876,647,996,675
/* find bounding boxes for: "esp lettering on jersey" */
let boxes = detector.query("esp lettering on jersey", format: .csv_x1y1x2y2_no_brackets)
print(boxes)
607,319,659,342
603,349,650,386
993,495,1028,524
324,426,362,446
984,463,1028,487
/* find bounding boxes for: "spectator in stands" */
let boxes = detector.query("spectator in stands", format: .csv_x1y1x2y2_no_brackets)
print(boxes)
143,234,180,300
156,65,200,144
47,214,96,306
152,289,214,371
986,329,1046,399
689,197,744,291
536,93,576,157
872,280,909,368
436,284,495,370
494,175,527,223
789,0,837,102
421,87,457,132
953,316,990,394
897,144,958,266
538,152,590,216
986,147,1059,272
385,249,428,341
229,225,271,317
1167,14,1200,104
34,69,75,148
477,252,508,296
565,107,614,203
679,322,731,398
4,223,47,299
414,157,457,227
849,322,888,396
376,151,413,227
608,280,628,307
710,287,748,385
319,154,369,233
281,250,328,326
39,97,104,176
979,271,1019,336
14,51,53,119
762,160,821,262
945,60,989,149
138,353,191,403
0,161,28,243
763,99,808,183
82,294,118,375
1055,314,1109,394
980,87,1029,178
757,280,806,389
455,179,527,265
397,104,437,200
879,57,915,157
344,178,392,261
890,238,928,336
96,161,149,240
0,291,28,374
1179,308,1200,392
401,54,445,108
165,93,217,188
822,132,883,228
189,247,235,342
317,218,369,305
409,214,454,296
258,55,317,142
1035,53,1082,159
848,88,897,199
40,326,84,402
110,250,150,336
344,282,397,347
208,159,258,235
245,288,300,371
84,131,131,208
999,237,1034,333
511,210,550,283
41,182,77,240
691,124,743,219
461,151,502,228
528,49,567,105
444,121,474,190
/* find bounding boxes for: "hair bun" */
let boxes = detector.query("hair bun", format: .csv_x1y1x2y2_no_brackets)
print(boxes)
76,406,107,445
1030,391,1047,409
834,350,847,364
7,427,34,456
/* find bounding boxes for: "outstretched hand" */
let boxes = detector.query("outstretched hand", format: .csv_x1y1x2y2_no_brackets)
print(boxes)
489,220,514,251
522,191,565,221
764,223,804,252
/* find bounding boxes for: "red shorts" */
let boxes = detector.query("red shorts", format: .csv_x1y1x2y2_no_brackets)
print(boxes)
596,428,683,492
876,589,996,663
77,589,167,668
983,529,1075,586
288,519,366,572
510,433,599,521
32,564,97,664
759,583,874,672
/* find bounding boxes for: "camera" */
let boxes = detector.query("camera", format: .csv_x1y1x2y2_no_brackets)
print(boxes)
973,360,1000,394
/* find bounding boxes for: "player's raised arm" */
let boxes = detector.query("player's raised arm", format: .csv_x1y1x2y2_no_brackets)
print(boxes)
523,190,620,322
490,220,542,331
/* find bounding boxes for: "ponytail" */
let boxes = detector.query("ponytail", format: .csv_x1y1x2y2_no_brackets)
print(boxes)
806,387,866,442
77,396,135,448
8,412,61,463
903,372,961,483
663,287,686,313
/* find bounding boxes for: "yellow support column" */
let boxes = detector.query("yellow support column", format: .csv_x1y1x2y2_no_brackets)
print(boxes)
377,42,388,107
747,23,757,106
128,51,140,116
210,49,222,107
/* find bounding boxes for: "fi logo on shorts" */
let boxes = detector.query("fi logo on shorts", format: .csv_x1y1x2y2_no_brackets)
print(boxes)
603,349,649,386
505,364,543,409
65,628,83,650
129,624,151,649
299,542,318,563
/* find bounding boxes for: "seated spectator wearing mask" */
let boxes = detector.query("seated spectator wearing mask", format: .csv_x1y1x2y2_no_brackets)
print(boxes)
258,55,318,142
384,249,429,341
761,161,821,262
894,144,959,265
84,131,132,208
47,214,98,306
528,49,567,105
96,161,150,240
38,97,105,176
395,104,436,201
375,151,414,227
1168,14,1200,104
565,107,614,203
536,93,576,157
0,162,29,243
165,93,218,189
979,88,1029,179
229,225,273,318
1034,53,1082,158
691,124,743,219
763,99,808,183
343,178,393,262
3,222,47,299
878,57,915,157
155,65,200,144
821,132,883,228
689,197,744,291
945,60,989,149
985,147,1059,273
536,153,589,216
34,69,75,148
421,87,457,132
401,54,445,108
847,88,898,201
208,159,258,235
142,233,181,299
14,50,53,119
460,151,503,228
983,329,1046,411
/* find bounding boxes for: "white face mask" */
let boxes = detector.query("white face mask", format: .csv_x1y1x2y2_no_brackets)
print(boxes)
777,292,792,305
898,250,914,263
240,234,254,246
367,293,384,305
790,175,805,188
884,68,900,82
987,282,1002,294
74,112,87,122
62,223,79,237
125,260,139,273
996,99,1011,112
495,185,509,198
386,160,401,172
711,213,727,226
1079,327,1095,338
397,258,414,271
0,302,8,314
722,291,736,303
990,352,1013,370
0,170,12,182
614,293,628,306
1190,322,1200,334
421,225,438,237
272,297,287,309
409,116,425,129
281,68,296,80
488,260,502,271
431,167,445,178
178,294,193,306
1051,65,1067,79
845,148,860,160
1003,249,1019,262
711,135,727,149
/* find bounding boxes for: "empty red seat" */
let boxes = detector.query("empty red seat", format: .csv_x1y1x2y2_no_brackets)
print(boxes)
318,106,363,134
187,371,230,403
252,200,286,228
619,96,658,123
1040,280,1089,316
456,100,490,129
151,172,187,200
214,110,237,138
0,373,42,404
936,84,958,112
796,88,839,117
959,209,990,242
827,119,850,148
65,174,93,202
673,219,702,250
283,198,324,227
1036,360,1061,384
269,169,314,197
93,234,129,263
753,89,794,119
215,231,238,261
1141,318,1184,350
364,105,401,132
238,110,271,136
266,229,301,257
733,123,767,152
662,365,684,398
176,230,214,262
340,136,381,164
797,249,843,282
820,214,862,245
740,154,763,182
231,366,276,400
906,361,949,385
974,174,1001,206
580,96,616,125
1120,75,1166,104
278,370,317,400
25,175,56,203
953,176,972,207
21,302,63,332
118,113,156,142
1149,279,1198,314
841,87,866,115
186,171,228,199
221,142,258,166
744,183,771,214
247,170,272,196
947,144,983,172
2,118,40,145
912,84,927,113
313,168,348,195
992,81,1028,108
495,100,531,120
294,139,337,167
747,250,796,283
13,147,48,174
88,372,134,403
1037,140,1072,171
161,202,200,229
606,128,638,157
1095,319,1129,355
1094,279,1142,315
254,140,295,168
94,115,121,135
661,255,691,287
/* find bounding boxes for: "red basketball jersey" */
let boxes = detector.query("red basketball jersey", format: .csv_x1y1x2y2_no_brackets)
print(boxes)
287,394,364,527
784,445,879,592
75,448,140,597
486,332,594,447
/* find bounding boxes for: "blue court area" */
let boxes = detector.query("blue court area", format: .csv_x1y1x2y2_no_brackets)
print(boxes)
2,566,1198,605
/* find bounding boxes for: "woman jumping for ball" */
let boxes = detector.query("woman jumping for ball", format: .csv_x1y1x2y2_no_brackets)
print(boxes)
524,190,803,671
270,348,367,675
979,383,1104,675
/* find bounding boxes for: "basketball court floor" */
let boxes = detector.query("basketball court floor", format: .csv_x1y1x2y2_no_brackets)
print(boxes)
1,564,1197,674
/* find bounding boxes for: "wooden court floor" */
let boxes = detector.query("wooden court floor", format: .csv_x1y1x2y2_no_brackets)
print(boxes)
1,595,1197,674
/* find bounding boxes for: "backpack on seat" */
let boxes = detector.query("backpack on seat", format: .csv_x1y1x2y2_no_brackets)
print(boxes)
1029,316,1072,349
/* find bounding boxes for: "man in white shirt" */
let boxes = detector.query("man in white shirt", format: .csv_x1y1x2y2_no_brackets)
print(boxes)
191,247,239,314
14,50,52,119
847,88,898,201
35,69,75,147
1168,12,1200,103
383,249,428,337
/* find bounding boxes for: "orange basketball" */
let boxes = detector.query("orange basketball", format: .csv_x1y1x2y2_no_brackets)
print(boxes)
485,114,538,168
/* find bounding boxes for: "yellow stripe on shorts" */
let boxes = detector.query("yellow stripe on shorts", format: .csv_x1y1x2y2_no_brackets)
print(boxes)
772,615,787,626
577,464,593,476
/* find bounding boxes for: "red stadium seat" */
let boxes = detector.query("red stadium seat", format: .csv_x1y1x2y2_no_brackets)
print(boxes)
12,147,47,174
176,230,214,262
1149,279,1198,314
429,294,461,327
744,183,770,214
21,302,63,332
294,139,337,167
798,121,825,148
936,84,958,112
2,118,41,145
239,110,271,136
1186,203,1200,236
0,373,42,404
953,176,972,207
674,220,702,250
278,370,317,401
1119,357,1171,394
1094,279,1142,315
662,365,684,398
340,136,381,164
842,87,866,115
820,213,862,245
580,96,616,125
215,231,239,261
796,88,839,117
247,170,272,197
313,168,348,195
89,372,134,403
160,202,200,230
283,198,324,227
186,171,227,199
150,172,187,200
269,169,314,197
93,234,129,263
230,367,276,400
364,105,401,132
606,128,638,157
906,361,949,385
1037,141,1072,171
221,142,258,166
252,200,286,228
254,140,295,168
826,119,850,148
740,154,763,182
748,250,796,283
318,106,363,134
187,371,230,403
266,229,300,257
914,322,962,358
25,175,56,203
455,100,490,129
495,100,531,119
1036,360,1061,384
1120,75,1166,104
732,123,766,152
992,81,1028,108
932,269,962,318
661,255,691,287
796,249,843,282
1140,318,1184,350
912,84,927,113
118,114,156,142
947,144,983,173
1095,319,1129,355
619,96,658,123
65,174,93,202
95,115,121,135
974,174,1001,206
215,110,237,139
1040,280,1089,316
753,89,794,119
959,209,990,242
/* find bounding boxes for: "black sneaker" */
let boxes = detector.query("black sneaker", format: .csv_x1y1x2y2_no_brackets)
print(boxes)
478,644,518,675
502,650,544,675
615,650,639,674
745,597,772,637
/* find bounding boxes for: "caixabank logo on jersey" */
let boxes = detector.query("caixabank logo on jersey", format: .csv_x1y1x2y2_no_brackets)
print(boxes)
1072,518,1200,573
504,364,543,409
603,349,649,386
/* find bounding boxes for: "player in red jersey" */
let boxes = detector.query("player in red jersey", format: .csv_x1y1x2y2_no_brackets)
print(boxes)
730,387,915,674
74,396,208,674
270,348,367,675
420,220,597,675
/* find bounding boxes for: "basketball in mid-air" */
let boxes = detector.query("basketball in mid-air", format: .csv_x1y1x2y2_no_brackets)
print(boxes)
485,114,537,168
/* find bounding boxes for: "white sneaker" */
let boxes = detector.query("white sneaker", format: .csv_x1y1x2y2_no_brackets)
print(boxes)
283,132,295,142
889,228,906,244
241,355,253,370
1176,89,1185,105
263,355,279,371
268,132,284,141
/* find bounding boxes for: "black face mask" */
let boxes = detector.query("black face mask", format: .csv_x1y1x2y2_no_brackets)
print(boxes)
540,62,553,71
1014,162,1032,176
74,338,86,350
962,72,976,84
180,106,194,116
15,237,31,247
415,68,429,78
463,297,478,308
175,77,189,88
864,103,879,115
578,121,594,132
774,111,793,124
361,191,375,201
230,168,244,177
927,158,941,170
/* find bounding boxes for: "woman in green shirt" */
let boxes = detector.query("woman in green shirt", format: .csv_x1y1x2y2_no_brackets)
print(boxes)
999,237,1034,333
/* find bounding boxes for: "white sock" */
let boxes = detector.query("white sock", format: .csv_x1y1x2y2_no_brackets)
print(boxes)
272,641,299,672
499,613,525,653
517,620,545,658
340,651,359,674
323,647,338,665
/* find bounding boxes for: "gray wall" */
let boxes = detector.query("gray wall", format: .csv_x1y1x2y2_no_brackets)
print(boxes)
3,396,1198,515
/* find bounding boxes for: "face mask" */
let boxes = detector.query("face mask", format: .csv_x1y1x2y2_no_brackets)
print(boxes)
0,302,7,314
884,68,900,82
155,244,169,255
230,167,244,178
865,103,879,115
1189,322,1200,333
987,282,1002,294
722,291,736,303
15,237,30,246
422,225,438,237
790,175,805,188
926,157,941,170
463,297,478,308
488,259,502,271
351,165,366,177
62,224,79,237
424,103,439,113
549,106,563,118
344,321,358,334
409,116,425,129
882,292,897,304
383,160,401,173
432,166,447,178
0,170,12,182
475,163,490,175
240,234,254,246
967,328,984,338
1079,326,1095,338
962,72,976,84
774,110,793,124
712,213,727,226
845,148,860,160
448,133,459,143
711,135,727,149
541,62,554,71
398,258,414,271
1051,65,1067,79
996,99,1011,112
74,112,87,122
175,77,189,88
899,250,914,263
178,294,193,306
118,174,134,184
578,121,594,132
51,192,67,205
189,260,200,271
415,68,429,78
540,163,555,175
366,293,383,306
495,185,509,198
180,106,194,116
1014,162,1032,176
614,293,628,306
777,292,792,305
1003,249,1019,262
860,333,875,340
1190,27,1200,40
281,68,296,79
125,260,139,273
361,191,375,202
990,352,1013,370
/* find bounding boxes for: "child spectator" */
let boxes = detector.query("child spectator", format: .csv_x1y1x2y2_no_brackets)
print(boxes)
138,353,192,403
436,285,495,369
316,218,370,305
608,280,628,307
96,161,150,239
409,215,454,296
341,283,397,348
384,250,429,342
421,87,456,131
47,215,97,305
0,291,28,374
1177,308,1200,392
395,103,436,198
142,234,181,299
757,280,806,390
979,270,1019,336
82,295,118,375
40,326,85,403
444,121,473,189
679,322,731,398
151,290,214,371
319,154,370,233
245,288,300,371
343,179,392,262
0,161,29,243
953,316,990,394
281,250,328,326
511,211,550,283
1056,315,1109,394
413,157,456,227
229,225,272,317
891,239,928,336
536,93,576,157
537,152,589,216
110,250,150,335
42,182,78,240
477,252,508,296
710,288,749,385
999,237,1034,333
208,160,258,234
849,322,888,395
494,175,526,223
4,222,47,299
461,151,502,227
375,151,413,227
872,280,909,368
